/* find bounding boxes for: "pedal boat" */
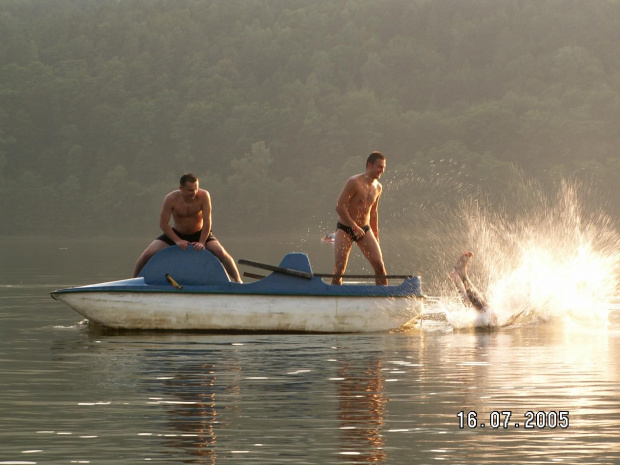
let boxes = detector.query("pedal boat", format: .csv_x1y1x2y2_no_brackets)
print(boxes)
51,247,424,333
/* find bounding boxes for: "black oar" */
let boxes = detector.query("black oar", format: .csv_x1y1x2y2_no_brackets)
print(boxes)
238,259,313,280
243,271,266,280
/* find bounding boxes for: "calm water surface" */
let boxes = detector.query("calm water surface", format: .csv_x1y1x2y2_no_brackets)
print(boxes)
1,237,619,464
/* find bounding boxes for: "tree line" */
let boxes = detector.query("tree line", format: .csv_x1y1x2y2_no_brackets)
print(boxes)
1,0,619,237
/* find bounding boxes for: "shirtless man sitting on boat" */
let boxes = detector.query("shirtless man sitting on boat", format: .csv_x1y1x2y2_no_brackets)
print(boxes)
449,251,498,326
132,173,242,282
332,151,388,286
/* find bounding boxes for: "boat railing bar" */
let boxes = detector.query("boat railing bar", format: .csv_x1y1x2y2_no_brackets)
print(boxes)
238,259,313,279
243,272,413,280
239,259,414,281
314,273,414,279
241,270,414,281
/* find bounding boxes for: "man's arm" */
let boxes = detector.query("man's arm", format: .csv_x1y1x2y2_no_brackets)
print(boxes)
370,195,380,241
335,177,361,229
159,194,184,246
199,190,212,245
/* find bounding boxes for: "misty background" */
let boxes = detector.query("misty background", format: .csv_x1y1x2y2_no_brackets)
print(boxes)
1,0,619,242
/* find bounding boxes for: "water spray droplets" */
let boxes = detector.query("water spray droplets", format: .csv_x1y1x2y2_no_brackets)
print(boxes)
464,178,620,326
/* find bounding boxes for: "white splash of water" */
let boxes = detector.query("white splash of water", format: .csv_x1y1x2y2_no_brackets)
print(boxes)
442,179,620,329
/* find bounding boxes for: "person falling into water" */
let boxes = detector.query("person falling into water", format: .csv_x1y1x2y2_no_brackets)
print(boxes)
132,173,242,282
449,251,498,326
332,151,388,286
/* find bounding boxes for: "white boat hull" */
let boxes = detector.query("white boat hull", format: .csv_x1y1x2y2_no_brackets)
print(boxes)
53,291,422,332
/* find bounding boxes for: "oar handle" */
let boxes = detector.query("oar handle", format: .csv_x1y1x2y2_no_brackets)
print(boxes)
165,273,183,290
243,271,266,280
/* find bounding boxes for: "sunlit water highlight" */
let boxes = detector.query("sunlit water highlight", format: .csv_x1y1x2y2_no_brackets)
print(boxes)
387,171,620,330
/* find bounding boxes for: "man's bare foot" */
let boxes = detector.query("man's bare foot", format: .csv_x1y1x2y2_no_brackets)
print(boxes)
454,251,473,278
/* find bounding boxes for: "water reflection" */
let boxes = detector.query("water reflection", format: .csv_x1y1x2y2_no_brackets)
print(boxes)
31,315,620,464
143,345,393,463
134,344,246,463
157,361,226,463
408,325,620,464
336,357,386,463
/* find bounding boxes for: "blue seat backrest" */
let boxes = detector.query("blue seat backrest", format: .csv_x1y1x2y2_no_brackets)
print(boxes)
139,246,230,286
278,253,313,274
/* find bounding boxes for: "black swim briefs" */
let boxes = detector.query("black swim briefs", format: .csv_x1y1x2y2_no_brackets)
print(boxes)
157,228,217,246
336,221,370,242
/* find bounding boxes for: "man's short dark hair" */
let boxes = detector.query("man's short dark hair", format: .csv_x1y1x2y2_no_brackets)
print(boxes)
180,173,198,186
366,151,386,167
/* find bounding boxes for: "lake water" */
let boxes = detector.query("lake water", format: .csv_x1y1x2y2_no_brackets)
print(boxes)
1,236,619,464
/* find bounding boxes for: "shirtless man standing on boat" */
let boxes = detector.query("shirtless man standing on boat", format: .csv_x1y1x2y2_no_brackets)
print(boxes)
449,251,498,326
332,151,388,286
132,173,242,282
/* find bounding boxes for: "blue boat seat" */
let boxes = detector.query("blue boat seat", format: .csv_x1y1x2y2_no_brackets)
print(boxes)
139,246,230,286
278,252,313,274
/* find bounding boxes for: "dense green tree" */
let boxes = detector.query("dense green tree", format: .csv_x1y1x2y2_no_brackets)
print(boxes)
0,0,619,237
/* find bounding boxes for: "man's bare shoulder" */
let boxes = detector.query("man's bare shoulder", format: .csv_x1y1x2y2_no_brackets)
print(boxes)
163,190,181,203
159,191,180,214
197,188,210,202
345,173,366,188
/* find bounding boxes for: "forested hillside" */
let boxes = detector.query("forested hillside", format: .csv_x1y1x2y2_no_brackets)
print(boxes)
2,0,619,236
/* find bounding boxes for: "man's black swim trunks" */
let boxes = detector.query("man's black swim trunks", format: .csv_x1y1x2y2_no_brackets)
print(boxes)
157,228,217,246
336,221,370,242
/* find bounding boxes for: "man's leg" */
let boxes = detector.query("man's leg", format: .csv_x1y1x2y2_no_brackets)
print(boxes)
332,229,354,285
206,240,242,283
450,252,498,326
132,240,169,277
357,232,388,285
448,268,470,305
453,251,488,311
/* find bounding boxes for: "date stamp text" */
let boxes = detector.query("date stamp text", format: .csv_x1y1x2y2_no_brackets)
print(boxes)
457,410,569,429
